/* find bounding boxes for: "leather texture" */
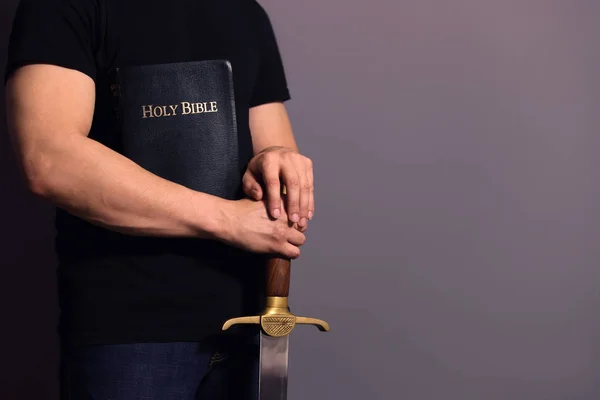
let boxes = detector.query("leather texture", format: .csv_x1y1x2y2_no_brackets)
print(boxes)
111,60,241,200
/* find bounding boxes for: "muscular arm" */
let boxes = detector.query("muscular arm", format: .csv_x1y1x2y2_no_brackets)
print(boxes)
249,102,297,154
6,64,226,238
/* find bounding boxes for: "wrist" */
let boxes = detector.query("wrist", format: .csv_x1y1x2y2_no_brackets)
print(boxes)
211,198,236,243
187,191,233,240
255,145,292,156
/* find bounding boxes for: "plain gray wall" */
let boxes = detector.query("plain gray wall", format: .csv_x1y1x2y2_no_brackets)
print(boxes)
1,0,600,399
263,0,600,399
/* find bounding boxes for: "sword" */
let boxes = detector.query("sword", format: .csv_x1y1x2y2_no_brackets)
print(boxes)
222,255,330,399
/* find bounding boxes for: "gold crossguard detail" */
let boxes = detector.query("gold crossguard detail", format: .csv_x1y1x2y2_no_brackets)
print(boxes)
222,296,330,338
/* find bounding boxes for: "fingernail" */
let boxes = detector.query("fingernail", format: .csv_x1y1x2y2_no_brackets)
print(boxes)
308,211,313,220
291,213,299,222
273,209,281,218
300,218,308,226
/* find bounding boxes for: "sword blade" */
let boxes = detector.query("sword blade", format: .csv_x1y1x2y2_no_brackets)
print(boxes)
258,333,289,400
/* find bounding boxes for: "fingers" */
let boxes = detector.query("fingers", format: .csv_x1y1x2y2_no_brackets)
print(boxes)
282,155,313,229
278,228,305,259
242,171,262,200
282,243,301,259
295,157,311,228
306,159,314,220
286,218,307,233
266,212,307,259
280,163,301,224
286,227,306,247
260,158,283,219
295,222,308,233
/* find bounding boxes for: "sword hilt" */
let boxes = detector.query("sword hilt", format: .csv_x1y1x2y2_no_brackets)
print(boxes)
222,256,330,337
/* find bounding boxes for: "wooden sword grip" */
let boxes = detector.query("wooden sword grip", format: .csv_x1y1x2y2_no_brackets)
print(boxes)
266,256,291,297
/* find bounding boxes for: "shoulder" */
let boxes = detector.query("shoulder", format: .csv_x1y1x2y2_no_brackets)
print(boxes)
9,0,101,31
5,0,101,84
9,0,100,32
245,0,281,37
12,0,99,15
246,0,274,24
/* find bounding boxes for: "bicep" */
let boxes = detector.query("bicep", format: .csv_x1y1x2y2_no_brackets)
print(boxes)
249,102,297,154
6,64,95,181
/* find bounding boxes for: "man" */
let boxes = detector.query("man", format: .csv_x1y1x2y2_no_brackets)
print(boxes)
4,0,313,398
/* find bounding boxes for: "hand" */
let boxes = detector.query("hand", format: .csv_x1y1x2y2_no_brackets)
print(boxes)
217,198,306,259
243,146,314,231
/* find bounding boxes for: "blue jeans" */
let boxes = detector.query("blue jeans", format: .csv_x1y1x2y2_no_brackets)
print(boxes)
60,335,259,400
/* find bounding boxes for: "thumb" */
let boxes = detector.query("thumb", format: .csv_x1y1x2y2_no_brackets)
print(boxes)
242,171,263,200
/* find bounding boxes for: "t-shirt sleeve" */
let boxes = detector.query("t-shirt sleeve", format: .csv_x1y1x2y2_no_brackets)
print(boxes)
4,0,97,85
248,1,291,107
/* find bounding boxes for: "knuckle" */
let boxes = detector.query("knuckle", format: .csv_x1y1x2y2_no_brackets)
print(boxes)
273,224,287,241
262,161,277,172
266,178,281,189
287,178,300,189
263,152,279,163
260,159,276,172
304,157,313,168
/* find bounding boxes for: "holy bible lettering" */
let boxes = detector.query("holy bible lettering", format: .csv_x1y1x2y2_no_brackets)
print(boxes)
141,101,219,118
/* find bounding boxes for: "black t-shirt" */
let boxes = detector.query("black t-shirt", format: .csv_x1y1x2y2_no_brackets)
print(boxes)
5,0,291,347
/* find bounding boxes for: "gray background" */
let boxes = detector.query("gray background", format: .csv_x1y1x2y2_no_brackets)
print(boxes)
1,0,599,399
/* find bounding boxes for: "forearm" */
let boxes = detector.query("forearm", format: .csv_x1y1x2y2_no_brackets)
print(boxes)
249,102,298,154
27,134,226,239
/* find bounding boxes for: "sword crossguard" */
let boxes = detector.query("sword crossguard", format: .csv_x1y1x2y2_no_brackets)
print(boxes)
223,239,330,338
222,296,330,337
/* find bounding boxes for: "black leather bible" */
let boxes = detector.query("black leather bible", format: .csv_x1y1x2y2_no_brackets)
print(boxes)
110,60,241,200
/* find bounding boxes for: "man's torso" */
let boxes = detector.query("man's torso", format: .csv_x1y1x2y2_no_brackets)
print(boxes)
52,0,270,347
